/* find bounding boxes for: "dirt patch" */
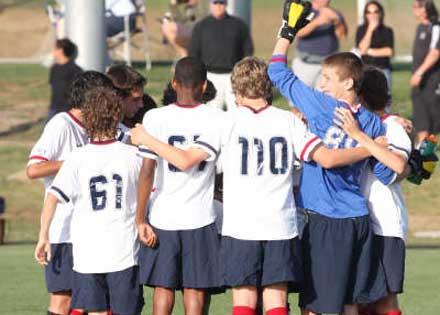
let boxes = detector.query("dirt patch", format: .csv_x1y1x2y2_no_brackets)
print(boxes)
0,101,46,134
409,213,440,234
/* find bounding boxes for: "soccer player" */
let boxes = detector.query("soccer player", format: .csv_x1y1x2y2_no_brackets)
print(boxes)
27,71,114,315
34,86,144,315
268,1,397,314
335,68,413,315
131,56,380,315
135,57,224,315
106,64,157,143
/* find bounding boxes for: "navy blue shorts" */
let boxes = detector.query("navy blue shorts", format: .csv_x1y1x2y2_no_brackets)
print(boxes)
45,243,73,293
71,266,144,314
139,223,222,290
299,211,387,314
221,236,303,290
374,235,405,294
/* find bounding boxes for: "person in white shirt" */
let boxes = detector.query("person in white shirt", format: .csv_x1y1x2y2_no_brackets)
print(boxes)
135,57,224,315
27,71,114,315
35,86,144,315
335,67,413,315
131,56,377,315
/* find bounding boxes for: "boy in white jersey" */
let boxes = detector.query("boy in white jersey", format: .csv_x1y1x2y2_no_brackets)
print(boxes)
131,57,377,315
135,57,224,315
27,71,114,315
336,68,416,315
34,87,144,315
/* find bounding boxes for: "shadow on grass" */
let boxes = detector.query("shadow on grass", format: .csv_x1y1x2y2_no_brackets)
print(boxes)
0,117,45,137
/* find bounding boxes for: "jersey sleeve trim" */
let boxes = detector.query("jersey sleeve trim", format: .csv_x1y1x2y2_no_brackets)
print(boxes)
137,147,158,160
300,136,322,162
49,186,70,203
389,144,410,160
270,55,288,64
194,140,218,156
29,155,49,162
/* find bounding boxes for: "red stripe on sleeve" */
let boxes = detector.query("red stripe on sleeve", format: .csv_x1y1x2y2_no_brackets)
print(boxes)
270,57,287,63
29,155,49,161
300,136,320,161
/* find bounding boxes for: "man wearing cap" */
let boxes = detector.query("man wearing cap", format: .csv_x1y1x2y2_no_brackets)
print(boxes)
189,0,254,111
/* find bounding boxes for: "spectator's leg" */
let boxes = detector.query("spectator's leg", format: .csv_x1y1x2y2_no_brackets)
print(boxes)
292,58,322,88
106,15,124,37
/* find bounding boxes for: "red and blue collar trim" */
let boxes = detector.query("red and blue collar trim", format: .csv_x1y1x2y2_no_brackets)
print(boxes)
67,111,85,129
241,104,271,114
90,139,117,145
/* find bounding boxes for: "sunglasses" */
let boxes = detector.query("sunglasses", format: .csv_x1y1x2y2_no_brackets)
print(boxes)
366,10,380,14
212,1,225,4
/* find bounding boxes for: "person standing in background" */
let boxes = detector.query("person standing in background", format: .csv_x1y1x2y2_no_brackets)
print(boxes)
411,0,440,147
47,38,82,123
356,1,394,92
105,0,137,37
292,0,347,87
189,0,253,111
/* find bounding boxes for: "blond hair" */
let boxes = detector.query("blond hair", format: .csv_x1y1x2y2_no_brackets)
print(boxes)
231,57,272,100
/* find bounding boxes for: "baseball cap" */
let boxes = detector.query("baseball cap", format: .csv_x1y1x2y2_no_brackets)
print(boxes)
210,0,226,4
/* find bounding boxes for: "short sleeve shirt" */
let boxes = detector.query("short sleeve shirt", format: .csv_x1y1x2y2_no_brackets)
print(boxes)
356,24,394,69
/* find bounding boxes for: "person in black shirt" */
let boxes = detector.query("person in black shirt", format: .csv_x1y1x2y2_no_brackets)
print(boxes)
411,0,440,146
47,39,83,122
189,0,253,111
356,1,394,90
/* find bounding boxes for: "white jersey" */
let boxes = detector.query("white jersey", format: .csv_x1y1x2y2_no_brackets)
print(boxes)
200,105,322,241
117,122,131,144
28,112,88,244
138,103,225,231
361,115,411,240
49,140,142,273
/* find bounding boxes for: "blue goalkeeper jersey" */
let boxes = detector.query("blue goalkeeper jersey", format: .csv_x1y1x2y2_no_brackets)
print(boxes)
268,55,396,218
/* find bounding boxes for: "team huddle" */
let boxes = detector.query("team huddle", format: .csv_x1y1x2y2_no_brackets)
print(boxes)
29,1,435,315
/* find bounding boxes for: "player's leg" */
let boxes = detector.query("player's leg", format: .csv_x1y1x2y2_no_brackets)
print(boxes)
71,272,109,315
262,283,288,315
153,287,175,315
45,243,74,315
343,304,359,315
232,286,259,314
183,288,205,315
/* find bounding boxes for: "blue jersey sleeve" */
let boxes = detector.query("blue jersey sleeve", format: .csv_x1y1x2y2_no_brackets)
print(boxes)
268,55,339,120
366,117,397,185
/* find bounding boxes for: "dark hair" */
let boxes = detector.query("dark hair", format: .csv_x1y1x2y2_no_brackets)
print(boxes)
323,52,364,94
162,80,217,106
174,57,207,88
415,0,439,23
363,1,385,26
55,38,77,59
359,66,390,112
106,64,147,97
82,87,123,140
67,71,114,109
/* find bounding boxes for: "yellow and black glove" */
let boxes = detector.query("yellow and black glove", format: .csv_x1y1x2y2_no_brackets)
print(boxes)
278,0,313,43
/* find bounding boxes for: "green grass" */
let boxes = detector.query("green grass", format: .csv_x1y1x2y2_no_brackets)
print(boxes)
1,245,439,314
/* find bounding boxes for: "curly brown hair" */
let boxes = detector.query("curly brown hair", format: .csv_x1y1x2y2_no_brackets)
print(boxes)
231,57,272,100
82,87,123,140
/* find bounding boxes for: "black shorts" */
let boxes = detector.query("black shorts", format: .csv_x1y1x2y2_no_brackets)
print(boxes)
221,236,303,290
139,223,222,290
299,211,387,314
71,266,144,314
374,235,405,294
45,243,73,293
412,72,440,134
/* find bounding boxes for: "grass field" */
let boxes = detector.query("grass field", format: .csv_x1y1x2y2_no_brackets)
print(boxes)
1,0,440,314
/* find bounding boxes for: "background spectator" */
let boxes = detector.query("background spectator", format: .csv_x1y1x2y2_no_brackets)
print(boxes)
189,0,253,111
105,0,137,37
411,0,440,146
47,38,82,122
160,0,205,58
292,0,348,87
410,0,440,144
356,1,394,91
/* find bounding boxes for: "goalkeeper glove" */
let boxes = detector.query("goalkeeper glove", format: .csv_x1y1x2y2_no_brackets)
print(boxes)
278,0,313,43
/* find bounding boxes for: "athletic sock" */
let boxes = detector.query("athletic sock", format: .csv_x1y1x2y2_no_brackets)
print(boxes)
380,310,402,315
47,311,62,315
70,310,84,315
232,306,257,315
266,307,289,315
